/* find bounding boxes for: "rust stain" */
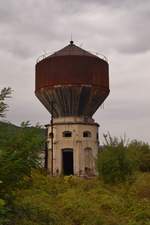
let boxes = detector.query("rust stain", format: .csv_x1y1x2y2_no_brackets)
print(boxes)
35,43,110,118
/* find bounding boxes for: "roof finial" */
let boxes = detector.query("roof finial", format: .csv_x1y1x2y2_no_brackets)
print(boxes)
70,33,74,45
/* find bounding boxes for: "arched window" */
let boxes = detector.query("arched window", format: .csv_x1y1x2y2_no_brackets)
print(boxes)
63,131,72,137
83,131,91,138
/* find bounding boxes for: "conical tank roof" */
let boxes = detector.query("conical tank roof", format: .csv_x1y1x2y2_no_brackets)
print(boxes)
49,41,98,58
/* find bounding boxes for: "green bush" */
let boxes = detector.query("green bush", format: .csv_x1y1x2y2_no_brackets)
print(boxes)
11,171,150,225
128,140,150,172
12,171,105,225
97,145,134,184
0,126,44,194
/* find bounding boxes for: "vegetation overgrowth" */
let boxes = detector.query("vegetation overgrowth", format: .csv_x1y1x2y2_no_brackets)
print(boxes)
1,170,150,225
0,122,149,225
97,133,150,184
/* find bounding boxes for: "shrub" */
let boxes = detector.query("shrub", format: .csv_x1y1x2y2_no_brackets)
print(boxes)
97,139,134,184
128,140,150,172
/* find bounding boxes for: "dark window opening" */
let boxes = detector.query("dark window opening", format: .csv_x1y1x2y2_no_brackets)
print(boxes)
62,149,74,175
83,131,91,138
97,132,99,140
63,131,72,137
49,132,54,138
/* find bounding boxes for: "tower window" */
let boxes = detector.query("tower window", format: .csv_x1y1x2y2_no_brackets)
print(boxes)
63,131,72,137
97,132,99,140
49,132,54,139
83,131,91,138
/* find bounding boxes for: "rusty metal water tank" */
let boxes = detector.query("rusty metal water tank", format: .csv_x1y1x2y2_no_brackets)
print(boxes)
35,41,110,118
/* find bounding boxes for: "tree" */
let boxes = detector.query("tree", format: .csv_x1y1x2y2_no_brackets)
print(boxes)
0,127,44,193
0,87,12,118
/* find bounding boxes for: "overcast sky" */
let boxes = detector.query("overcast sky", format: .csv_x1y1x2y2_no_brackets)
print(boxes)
0,0,150,143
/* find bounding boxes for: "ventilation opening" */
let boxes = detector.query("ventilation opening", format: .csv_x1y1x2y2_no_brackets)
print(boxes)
83,131,91,137
62,149,74,175
63,131,72,137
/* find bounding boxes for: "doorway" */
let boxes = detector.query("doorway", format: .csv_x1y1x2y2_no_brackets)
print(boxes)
62,149,74,175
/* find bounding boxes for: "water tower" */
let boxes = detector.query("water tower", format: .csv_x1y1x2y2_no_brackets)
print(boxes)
35,41,109,176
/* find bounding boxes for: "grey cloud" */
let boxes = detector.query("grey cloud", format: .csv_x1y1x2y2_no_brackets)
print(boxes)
0,0,150,143
1,0,150,58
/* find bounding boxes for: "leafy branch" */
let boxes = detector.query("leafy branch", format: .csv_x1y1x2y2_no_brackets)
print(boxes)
0,87,12,118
